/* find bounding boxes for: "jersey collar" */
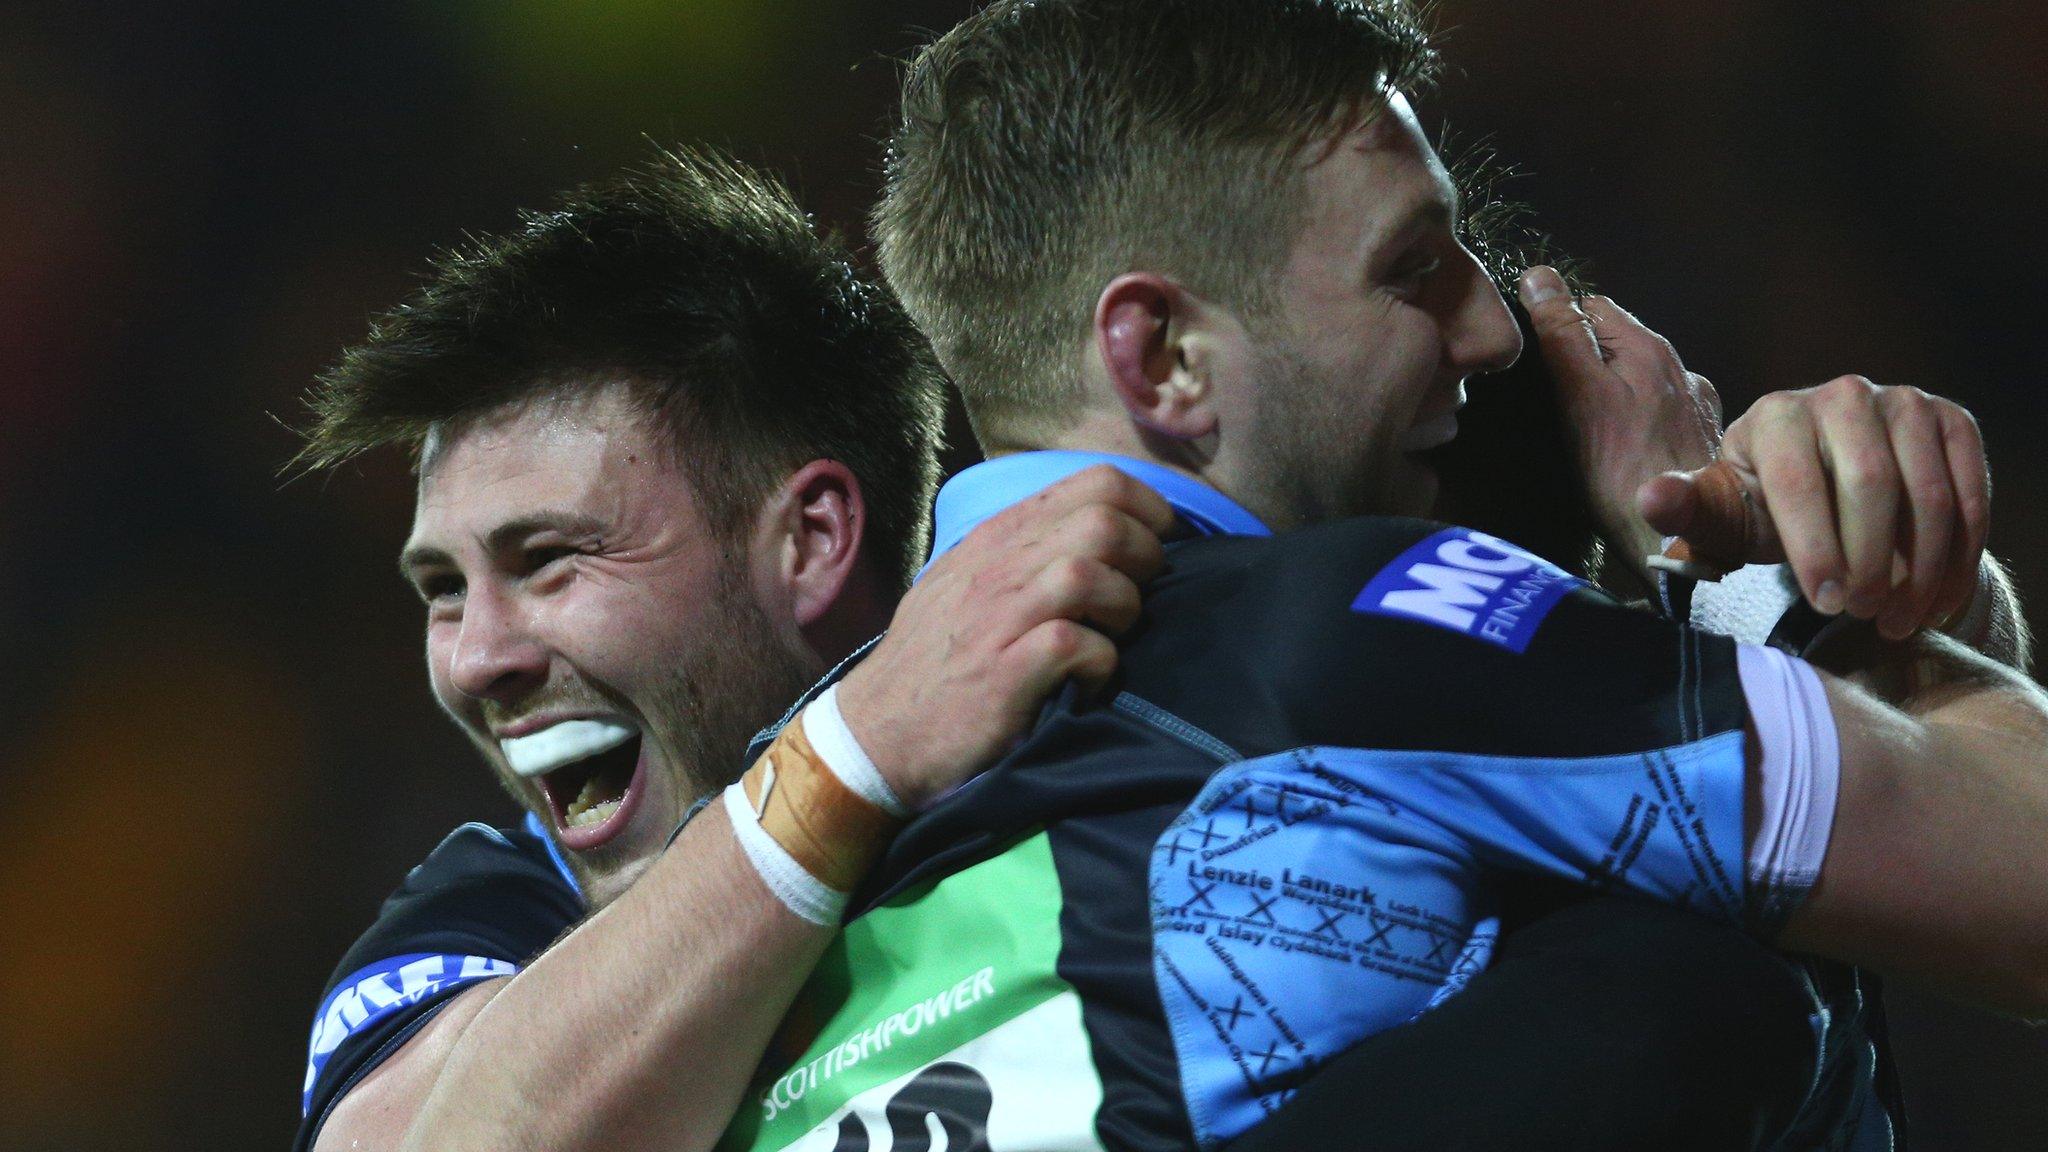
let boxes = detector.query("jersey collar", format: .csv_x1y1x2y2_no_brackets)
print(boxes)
927,450,1271,566
524,809,584,899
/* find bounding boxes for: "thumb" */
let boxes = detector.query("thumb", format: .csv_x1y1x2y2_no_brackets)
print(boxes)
1639,460,1777,570
1517,266,1604,386
1637,471,1702,540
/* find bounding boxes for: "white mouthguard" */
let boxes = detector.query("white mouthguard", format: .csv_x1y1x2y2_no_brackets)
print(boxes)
500,719,638,778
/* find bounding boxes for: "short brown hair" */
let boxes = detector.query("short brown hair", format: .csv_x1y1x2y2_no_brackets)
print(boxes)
297,147,946,593
874,0,1435,448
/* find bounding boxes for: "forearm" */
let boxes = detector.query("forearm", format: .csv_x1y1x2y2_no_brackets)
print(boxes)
1780,633,2048,1017
400,802,828,1152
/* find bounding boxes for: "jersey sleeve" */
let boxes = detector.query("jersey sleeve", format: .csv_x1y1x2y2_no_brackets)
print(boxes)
1142,519,1844,1146
1227,517,1824,929
294,820,583,1150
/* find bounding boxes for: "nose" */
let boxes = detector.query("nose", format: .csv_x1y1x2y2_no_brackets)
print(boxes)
446,585,550,703
1445,253,1524,377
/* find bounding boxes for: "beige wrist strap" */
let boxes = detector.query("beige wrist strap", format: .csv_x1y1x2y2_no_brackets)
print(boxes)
739,711,904,893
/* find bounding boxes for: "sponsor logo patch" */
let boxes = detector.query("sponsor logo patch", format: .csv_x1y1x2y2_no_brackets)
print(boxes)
302,952,517,1114
1351,527,1582,652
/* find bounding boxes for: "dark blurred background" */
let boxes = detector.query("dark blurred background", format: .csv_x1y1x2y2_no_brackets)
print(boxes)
1,2,2042,1148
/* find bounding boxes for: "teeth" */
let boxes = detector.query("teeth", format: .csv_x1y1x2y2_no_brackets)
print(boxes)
500,719,638,778
566,796,623,828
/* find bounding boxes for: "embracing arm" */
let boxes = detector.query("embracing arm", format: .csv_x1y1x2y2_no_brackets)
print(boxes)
312,466,1173,1152
1782,626,2048,1018
315,802,830,1152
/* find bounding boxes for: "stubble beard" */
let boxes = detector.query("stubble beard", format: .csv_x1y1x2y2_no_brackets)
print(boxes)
572,560,820,909
1246,341,1391,529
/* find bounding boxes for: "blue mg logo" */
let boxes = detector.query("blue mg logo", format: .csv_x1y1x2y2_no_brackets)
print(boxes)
1352,528,1582,653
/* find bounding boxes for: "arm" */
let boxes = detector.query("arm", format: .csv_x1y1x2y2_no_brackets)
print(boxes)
314,466,1175,1152
1784,627,2048,1017
322,803,821,1152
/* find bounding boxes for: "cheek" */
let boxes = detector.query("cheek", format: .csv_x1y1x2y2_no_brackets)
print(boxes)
553,578,707,684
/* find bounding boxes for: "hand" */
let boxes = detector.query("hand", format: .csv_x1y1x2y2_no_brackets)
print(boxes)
1638,376,1990,640
833,464,1176,808
1518,266,1723,581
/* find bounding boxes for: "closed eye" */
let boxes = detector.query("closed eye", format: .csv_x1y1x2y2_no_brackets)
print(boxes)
416,573,465,605
1387,253,1443,298
523,545,582,576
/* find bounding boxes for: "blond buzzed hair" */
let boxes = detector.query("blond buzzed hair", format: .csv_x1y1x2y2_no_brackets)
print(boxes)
874,0,1435,448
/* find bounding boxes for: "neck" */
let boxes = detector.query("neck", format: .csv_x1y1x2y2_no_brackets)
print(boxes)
994,407,1206,476
993,408,1299,530
800,566,897,667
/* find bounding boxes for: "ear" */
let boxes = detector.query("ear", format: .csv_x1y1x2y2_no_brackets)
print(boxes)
1094,272,1222,443
749,459,867,632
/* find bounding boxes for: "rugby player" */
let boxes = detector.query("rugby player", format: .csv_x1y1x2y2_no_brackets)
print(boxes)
689,1,2047,1149
292,152,1181,1151
289,142,1981,1152
296,8,2039,1147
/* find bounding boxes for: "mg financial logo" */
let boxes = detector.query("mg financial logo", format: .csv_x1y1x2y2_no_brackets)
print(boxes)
1351,527,1583,653
302,952,517,1114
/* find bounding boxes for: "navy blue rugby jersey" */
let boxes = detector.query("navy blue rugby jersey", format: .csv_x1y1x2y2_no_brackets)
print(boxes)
295,816,582,1150
717,513,1886,1152
297,451,1886,1152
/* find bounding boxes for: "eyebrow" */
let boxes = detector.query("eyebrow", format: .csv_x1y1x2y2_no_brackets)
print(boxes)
1411,197,1457,234
398,511,609,582
1364,195,1457,265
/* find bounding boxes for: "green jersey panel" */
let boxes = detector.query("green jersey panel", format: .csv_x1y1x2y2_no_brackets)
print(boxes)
723,832,1108,1152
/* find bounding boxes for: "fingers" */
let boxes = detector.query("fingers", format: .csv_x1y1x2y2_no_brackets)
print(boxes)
1874,388,1956,639
1808,377,1902,619
1724,394,1843,611
1578,295,1681,379
1007,618,1120,702
1052,495,1169,587
1517,266,1605,390
914,462,1171,693
850,465,1171,801
937,463,1170,589
1722,378,1992,634
1019,554,1145,638
1933,404,1992,626
1024,464,1179,540
1636,472,1699,541
1694,372,1725,429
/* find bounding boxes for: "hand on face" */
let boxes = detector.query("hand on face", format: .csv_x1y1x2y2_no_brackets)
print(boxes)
1638,377,1990,640
834,464,1176,809
1517,266,1723,577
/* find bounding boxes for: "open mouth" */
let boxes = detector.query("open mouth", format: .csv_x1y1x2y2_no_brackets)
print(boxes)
500,720,646,845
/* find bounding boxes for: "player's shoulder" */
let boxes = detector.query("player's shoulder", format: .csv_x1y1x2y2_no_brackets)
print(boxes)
398,819,571,897
1136,517,1740,758
299,820,582,1144
346,819,583,967
1162,516,1594,652
1171,515,1521,594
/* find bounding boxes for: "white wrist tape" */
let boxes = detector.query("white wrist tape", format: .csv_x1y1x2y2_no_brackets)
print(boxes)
722,782,846,926
807,683,912,818
1735,644,1841,930
1685,556,1802,646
